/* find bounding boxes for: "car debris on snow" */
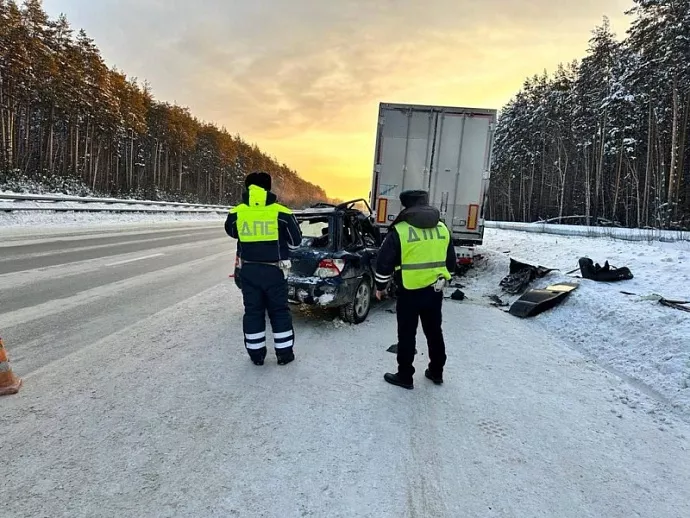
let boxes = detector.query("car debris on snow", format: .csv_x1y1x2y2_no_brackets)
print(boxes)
461,228,690,417
578,257,634,282
499,258,558,294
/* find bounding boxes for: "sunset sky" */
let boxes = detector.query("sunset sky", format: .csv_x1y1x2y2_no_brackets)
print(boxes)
44,0,634,200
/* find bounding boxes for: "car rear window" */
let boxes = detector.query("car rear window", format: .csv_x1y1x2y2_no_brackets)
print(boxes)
297,216,331,248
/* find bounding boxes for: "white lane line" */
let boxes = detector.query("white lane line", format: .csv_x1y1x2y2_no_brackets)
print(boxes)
2,251,229,329
0,237,229,290
0,231,216,262
106,253,164,267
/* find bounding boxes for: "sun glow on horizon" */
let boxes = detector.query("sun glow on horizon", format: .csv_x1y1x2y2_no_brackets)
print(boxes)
44,0,634,200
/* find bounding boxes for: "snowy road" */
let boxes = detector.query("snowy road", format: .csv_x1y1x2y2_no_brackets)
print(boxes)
0,221,233,374
2,223,690,517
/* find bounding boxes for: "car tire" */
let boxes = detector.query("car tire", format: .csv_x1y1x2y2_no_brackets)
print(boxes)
340,277,372,324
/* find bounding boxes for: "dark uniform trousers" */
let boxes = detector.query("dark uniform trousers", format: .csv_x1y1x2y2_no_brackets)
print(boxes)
239,262,294,362
396,286,446,381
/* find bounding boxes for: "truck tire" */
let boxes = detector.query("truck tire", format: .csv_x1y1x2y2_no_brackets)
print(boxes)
340,278,372,324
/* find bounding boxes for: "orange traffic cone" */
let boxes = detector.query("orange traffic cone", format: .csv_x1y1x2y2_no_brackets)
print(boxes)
0,337,22,396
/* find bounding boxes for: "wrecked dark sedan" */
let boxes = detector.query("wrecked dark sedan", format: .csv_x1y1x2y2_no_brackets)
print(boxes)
288,200,383,324
234,200,382,324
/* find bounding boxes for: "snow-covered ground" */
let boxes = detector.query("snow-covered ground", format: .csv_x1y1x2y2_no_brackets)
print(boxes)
3,222,690,516
486,220,690,243
464,228,690,417
0,193,226,229
0,209,226,228
0,190,229,229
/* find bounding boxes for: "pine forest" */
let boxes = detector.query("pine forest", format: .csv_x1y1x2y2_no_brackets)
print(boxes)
0,0,332,207
2,1,689,226
488,0,690,230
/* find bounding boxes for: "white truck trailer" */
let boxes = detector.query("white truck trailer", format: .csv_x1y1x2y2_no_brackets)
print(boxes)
369,102,497,268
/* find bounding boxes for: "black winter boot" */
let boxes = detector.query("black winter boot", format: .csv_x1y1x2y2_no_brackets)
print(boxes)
277,351,295,366
384,373,413,390
425,369,443,385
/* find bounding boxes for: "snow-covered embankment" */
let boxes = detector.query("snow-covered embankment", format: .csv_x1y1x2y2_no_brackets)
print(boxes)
465,228,690,417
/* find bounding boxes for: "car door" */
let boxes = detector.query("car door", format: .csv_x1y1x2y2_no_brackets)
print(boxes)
342,212,380,281
357,214,381,279
337,212,365,279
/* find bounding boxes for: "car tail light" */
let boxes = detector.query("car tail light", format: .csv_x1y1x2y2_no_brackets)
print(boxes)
457,257,473,265
315,259,345,278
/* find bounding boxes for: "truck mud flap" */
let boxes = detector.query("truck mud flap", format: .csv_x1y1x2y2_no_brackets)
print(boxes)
509,283,578,318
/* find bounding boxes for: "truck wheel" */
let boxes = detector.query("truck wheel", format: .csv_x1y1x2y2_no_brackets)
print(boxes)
340,278,371,324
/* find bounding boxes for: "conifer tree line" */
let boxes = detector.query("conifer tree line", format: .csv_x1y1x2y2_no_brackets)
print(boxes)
488,0,690,229
0,0,332,207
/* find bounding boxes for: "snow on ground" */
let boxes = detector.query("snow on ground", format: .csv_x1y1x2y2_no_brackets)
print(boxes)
486,220,690,243
463,228,690,418
3,282,690,517
0,190,229,229
0,207,226,228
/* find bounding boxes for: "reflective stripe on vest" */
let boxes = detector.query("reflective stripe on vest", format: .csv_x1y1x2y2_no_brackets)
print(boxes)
395,221,451,290
230,185,292,243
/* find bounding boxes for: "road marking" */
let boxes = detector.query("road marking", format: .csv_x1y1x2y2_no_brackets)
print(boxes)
106,253,164,267
2,251,229,329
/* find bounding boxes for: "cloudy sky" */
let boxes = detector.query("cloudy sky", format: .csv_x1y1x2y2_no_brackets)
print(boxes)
43,0,634,199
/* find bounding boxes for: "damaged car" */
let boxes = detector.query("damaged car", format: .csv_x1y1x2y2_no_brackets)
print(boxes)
233,200,383,324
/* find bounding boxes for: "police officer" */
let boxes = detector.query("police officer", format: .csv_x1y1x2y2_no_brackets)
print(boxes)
225,171,302,366
374,190,456,389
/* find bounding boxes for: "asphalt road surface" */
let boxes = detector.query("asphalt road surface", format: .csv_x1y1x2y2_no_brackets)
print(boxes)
1,221,233,374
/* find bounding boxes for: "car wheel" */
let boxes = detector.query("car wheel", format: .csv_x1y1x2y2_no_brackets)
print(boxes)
340,278,372,324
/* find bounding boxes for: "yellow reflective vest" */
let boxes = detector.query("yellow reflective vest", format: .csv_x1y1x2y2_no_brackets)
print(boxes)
230,185,292,244
395,220,451,290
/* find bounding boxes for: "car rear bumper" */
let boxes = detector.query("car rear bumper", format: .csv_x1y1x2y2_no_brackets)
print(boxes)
287,276,357,307
234,269,361,308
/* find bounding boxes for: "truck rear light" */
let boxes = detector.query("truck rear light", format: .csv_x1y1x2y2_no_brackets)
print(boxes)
315,259,345,278
376,198,388,224
467,204,479,230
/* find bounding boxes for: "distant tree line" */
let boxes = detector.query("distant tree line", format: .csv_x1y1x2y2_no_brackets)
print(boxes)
488,0,690,229
0,0,333,207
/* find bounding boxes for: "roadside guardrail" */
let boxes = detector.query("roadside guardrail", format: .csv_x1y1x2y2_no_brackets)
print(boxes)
0,193,232,214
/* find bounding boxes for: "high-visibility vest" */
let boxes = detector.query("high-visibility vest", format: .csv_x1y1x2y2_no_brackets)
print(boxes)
230,185,292,243
395,220,451,290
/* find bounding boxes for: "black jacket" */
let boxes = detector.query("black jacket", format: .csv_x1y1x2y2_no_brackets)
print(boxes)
374,205,456,291
225,188,302,262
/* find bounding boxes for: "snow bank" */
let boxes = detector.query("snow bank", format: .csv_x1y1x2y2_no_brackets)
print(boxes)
0,208,225,228
0,190,227,228
464,228,690,416
486,221,690,243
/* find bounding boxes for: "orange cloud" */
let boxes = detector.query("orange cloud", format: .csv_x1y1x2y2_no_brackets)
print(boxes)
45,0,635,199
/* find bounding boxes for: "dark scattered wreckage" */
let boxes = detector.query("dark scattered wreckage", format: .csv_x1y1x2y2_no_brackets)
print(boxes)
577,257,634,282
659,299,690,313
499,258,558,295
495,258,578,318
621,291,690,314
493,254,684,318
508,282,579,318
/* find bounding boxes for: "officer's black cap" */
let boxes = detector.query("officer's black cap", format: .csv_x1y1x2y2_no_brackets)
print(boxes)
400,190,429,208
245,171,272,192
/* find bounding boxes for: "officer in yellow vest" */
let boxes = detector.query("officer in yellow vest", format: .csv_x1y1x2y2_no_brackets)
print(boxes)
225,172,302,366
374,190,456,389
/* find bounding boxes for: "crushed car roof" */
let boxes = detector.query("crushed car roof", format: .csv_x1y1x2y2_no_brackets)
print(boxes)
293,199,372,217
